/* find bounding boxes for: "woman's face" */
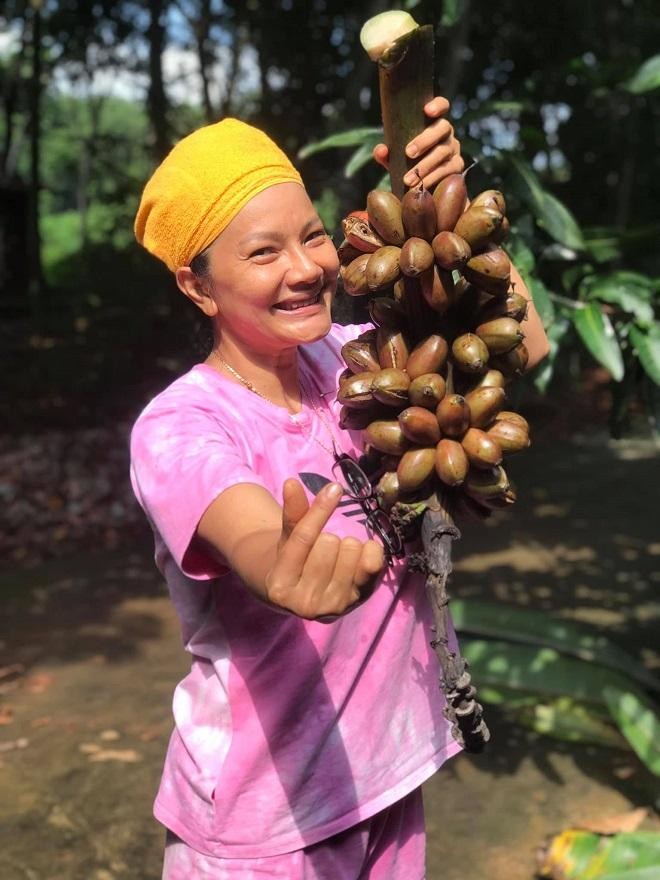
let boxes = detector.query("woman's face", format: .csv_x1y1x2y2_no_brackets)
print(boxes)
204,182,339,355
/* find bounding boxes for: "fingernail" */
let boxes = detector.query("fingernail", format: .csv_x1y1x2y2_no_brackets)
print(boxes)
325,482,343,500
403,172,416,186
406,144,418,158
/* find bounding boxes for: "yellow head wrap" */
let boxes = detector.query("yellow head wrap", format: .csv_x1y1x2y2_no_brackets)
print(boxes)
134,118,304,272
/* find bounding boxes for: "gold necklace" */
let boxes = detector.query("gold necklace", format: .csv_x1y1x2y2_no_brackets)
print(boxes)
210,350,338,458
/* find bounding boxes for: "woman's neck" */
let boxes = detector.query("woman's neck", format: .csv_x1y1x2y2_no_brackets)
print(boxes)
206,337,302,413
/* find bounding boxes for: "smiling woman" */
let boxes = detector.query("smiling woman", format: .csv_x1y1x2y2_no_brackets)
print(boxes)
128,107,506,879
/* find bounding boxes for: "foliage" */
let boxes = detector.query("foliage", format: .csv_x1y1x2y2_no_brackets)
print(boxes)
538,829,660,880
451,598,660,775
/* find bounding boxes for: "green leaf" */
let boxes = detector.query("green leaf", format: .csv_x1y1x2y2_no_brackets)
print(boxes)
580,274,656,325
540,831,660,880
604,687,660,775
503,232,535,275
509,157,585,250
297,127,383,159
515,697,628,749
573,303,625,380
344,142,375,178
528,276,555,326
440,0,467,27
533,317,570,393
625,54,660,94
460,638,636,706
451,599,660,694
629,324,660,386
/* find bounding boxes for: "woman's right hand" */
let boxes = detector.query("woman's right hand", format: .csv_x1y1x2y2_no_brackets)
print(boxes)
265,479,385,620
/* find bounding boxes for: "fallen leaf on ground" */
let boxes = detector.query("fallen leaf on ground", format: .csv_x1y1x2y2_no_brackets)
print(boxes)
99,729,120,742
0,705,14,725
24,673,54,694
0,737,29,752
79,742,101,754
576,807,649,834
88,748,141,763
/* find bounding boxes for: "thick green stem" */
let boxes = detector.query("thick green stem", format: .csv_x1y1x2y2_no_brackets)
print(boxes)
377,25,434,198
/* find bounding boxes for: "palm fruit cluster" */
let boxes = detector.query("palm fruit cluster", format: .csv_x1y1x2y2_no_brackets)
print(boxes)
336,172,531,519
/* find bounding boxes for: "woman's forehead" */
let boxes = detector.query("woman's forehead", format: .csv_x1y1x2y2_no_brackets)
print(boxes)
219,182,318,242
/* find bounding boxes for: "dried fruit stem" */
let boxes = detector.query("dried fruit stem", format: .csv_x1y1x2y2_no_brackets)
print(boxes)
377,25,434,198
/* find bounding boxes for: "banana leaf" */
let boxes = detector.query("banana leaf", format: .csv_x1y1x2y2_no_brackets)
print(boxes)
297,127,383,159
629,324,660,386
604,687,660,775
451,600,660,694
538,830,660,879
513,697,628,750
625,54,660,94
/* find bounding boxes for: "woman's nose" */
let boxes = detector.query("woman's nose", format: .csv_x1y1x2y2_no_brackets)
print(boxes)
286,244,324,285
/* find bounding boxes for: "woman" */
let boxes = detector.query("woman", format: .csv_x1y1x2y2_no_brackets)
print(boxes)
131,99,549,879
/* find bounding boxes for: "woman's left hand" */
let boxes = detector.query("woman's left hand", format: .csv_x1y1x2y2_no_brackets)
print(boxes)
373,96,464,190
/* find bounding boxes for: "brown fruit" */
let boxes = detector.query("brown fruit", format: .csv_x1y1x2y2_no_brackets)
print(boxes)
357,327,378,344
338,367,352,388
465,386,506,428
491,343,529,377
401,180,437,241
341,215,385,253
393,277,406,303
339,253,370,296
339,405,384,431
372,368,410,407
375,471,400,510
464,465,510,498
341,338,381,374
463,369,507,392
368,296,407,328
397,447,436,493
469,189,506,215
366,246,402,292
453,205,503,251
451,333,490,374
434,438,469,486
436,394,470,437
486,419,530,453
408,373,446,409
337,239,362,265
364,420,411,456
406,334,449,379
399,237,435,277
463,247,511,297
398,406,441,445
336,372,376,409
377,326,409,370
420,265,454,314
475,317,525,355
367,190,406,246
491,215,510,245
479,291,529,323
461,428,503,468
431,231,471,271
494,410,530,432
433,173,468,232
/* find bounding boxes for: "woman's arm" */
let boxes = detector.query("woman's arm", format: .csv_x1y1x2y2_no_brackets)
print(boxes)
509,263,550,371
195,479,384,620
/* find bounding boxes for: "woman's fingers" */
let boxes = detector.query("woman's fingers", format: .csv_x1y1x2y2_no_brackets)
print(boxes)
277,481,343,575
280,478,311,540
404,142,464,189
355,540,385,592
405,117,453,161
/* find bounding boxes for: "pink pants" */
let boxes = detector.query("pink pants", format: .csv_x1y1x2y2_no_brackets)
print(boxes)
161,787,425,879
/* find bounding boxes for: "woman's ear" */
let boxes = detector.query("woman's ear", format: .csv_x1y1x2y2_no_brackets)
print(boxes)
175,267,220,317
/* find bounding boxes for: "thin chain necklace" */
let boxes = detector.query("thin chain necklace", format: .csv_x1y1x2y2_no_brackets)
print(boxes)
210,350,338,458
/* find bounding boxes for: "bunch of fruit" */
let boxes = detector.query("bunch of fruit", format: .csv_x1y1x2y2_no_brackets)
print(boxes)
336,172,531,518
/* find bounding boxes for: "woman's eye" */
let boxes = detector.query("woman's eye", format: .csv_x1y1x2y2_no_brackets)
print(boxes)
306,229,328,244
249,246,276,258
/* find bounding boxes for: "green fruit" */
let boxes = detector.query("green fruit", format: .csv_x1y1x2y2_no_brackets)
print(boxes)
367,190,406,246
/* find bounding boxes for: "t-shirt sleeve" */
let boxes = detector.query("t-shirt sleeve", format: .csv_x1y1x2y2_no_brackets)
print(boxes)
130,395,269,580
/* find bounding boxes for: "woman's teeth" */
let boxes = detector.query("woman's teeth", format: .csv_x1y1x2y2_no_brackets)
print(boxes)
279,294,320,311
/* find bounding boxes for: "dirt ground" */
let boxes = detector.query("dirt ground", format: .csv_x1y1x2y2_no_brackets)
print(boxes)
1,433,658,880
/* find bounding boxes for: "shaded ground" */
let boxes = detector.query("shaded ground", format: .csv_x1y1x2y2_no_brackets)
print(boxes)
0,434,658,880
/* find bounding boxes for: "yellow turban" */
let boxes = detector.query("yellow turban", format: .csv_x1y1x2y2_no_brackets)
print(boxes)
134,118,304,272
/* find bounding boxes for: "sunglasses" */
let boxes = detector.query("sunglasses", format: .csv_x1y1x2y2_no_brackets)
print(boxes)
331,450,404,565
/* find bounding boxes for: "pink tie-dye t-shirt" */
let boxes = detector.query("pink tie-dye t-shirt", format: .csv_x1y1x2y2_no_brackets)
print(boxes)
129,322,461,860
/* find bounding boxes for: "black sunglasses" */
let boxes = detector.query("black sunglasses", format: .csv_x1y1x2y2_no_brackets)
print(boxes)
331,449,404,565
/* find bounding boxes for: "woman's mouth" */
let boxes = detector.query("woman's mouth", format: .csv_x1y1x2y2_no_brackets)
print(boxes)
274,292,323,311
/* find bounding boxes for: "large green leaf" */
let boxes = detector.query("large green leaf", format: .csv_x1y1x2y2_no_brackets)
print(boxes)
528,276,556,326
573,303,625,380
508,157,585,250
503,232,535,275
539,830,660,880
625,54,660,94
604,687,660,775
344,142,375,178
580,273,656,326
629,324,660,386
297,127,383,159
515,697,628,750
451,599,660,693
460,638,636,706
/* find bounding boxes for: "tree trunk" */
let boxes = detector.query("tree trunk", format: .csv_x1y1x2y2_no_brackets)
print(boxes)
147,0,171,161
27,0,45,312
